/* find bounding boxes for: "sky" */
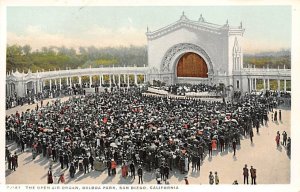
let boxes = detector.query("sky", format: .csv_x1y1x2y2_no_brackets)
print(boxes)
7,6,291,54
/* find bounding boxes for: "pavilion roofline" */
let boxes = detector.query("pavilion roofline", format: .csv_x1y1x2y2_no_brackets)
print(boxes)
146,13,244,39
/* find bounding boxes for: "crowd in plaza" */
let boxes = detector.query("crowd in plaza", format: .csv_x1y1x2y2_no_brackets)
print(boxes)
5,84,291,184
6,85,84,110
168,83,219,95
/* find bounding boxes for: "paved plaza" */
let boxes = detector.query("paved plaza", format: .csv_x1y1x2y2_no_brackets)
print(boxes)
5,96,290,185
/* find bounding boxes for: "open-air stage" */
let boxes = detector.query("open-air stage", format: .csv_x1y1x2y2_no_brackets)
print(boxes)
5,95,290,185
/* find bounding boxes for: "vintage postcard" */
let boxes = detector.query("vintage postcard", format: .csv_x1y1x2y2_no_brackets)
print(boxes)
1,0,300,192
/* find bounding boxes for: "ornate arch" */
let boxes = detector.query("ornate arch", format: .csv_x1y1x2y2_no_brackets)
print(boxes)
161,43,214,74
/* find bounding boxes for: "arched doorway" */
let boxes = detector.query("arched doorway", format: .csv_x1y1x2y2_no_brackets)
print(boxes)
177,52,208,78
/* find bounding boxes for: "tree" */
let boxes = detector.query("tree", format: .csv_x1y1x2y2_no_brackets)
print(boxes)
22,44,32,55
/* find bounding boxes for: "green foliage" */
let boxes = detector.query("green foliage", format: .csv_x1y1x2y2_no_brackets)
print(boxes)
256,80,291,91
7,44,147,73
7,44,290,74
244,51,291,69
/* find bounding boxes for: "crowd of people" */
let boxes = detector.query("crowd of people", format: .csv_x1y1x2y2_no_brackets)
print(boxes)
6,85,85,110
5,85,290,184
167,83,219,96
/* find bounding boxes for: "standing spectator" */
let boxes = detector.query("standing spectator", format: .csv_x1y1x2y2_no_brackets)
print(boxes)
232,138,237,156
215,172,219,184
279,110,282,121
164,164,170,180
184,176,189,185
160,164,165,181
8,154,12,170
209,171,214,184
121,162,128,177
275,132,280,147
59,153,64,169
14,152,18,168
250,166,256,185
89,155,94,170
83,155,89,174
208,143,212,157
243,164,249,184
69,162,76,178
111,159,117,176
155,169,160,182
129,162,135,179
287,137,291,157
271,113,274,121
137,165,143,184
63,153,69,169
250,129,254,143
282,131,287,146
5,146,10,162
58,173,65,184
47,168,53,184
107,159,111,176
11,155,17,171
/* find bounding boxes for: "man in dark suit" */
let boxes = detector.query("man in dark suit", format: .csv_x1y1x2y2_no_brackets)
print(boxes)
83,156,89,174
232,139,237,156
250,130,254,143
164,164,170,180
243,164,249,184
250,166,256,185
137,165,143,184
129,162,135,179
59,154,64,169
63,153,69,169
89,155,94,170
107,160,111,176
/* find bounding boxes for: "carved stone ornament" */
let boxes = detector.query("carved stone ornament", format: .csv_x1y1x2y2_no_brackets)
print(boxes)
161,43,213,72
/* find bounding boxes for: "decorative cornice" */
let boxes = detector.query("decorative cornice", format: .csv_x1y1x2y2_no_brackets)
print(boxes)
146,15,244,40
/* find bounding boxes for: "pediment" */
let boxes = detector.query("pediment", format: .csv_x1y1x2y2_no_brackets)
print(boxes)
146,14,244,40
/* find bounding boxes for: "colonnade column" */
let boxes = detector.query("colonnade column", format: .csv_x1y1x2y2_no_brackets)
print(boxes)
40,81,43,92
70,77,72,88
118,74,121,87
134,74,138,85
78,76,81,88
59,78,62,90
49,79,52,91
277,79,280,92
33,81,37,94
55,79,57,90
127,74,130,88
109,75,112,87
263,78,266,91
89,76,92,88
112,75,115,85
6,84,9,96
36,80,39,93
254,78,257,91
267,79,270,90
249,78,252,92
24,83,27,95
100,74,103,87
284,79,287,92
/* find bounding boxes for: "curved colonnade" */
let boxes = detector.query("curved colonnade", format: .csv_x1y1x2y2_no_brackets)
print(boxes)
6,66,148,97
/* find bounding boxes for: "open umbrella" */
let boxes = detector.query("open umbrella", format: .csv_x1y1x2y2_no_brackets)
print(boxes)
110,143,118,148
231,119,238,124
